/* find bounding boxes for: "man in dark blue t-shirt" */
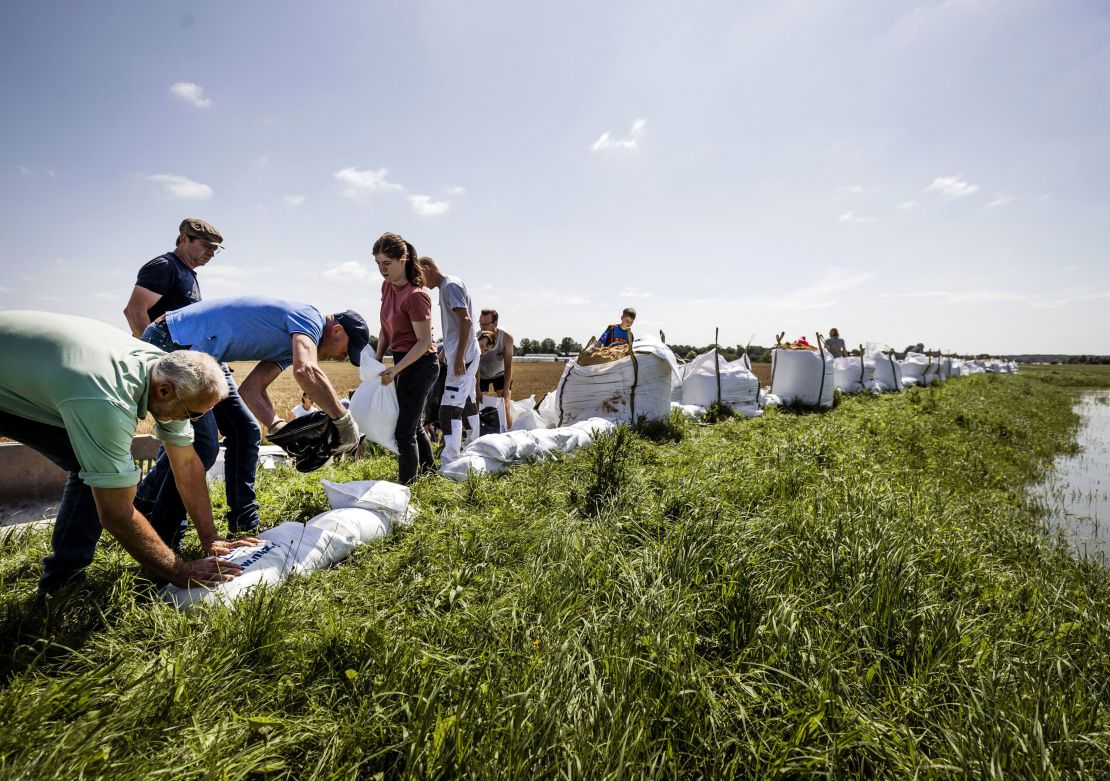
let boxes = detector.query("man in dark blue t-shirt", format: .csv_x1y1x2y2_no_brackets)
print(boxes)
123,217,223,337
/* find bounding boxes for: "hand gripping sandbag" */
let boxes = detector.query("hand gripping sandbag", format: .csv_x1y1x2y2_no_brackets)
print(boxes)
160,509,394,610
348,348,400,453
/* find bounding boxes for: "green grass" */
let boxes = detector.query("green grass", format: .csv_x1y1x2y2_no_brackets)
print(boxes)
1,372,1109,778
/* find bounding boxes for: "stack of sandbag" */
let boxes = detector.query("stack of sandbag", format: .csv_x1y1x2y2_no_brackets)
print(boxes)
833,354,878,394
680,350,762,417
440,417,616,481
871,351,904,392
898,352,933,388
161,478,409,610
537,336,680,427
767,346,834,408
348,347,400,452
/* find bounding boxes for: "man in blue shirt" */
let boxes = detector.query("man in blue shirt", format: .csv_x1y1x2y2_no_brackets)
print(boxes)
123,217,222,338
137,295,370,544
598,307,637,347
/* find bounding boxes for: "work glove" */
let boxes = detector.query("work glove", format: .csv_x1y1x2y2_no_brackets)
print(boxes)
333,411,361,454
269,418,287,437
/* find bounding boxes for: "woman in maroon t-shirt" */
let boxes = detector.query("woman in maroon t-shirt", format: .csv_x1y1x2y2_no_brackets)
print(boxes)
374,232,441,484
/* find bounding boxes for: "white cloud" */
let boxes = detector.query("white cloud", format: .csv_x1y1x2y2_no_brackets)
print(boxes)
618,287,653,298
0,286,13,293
252,156,270,168
897,200,918,210
333,166,404,199
17,165,55,177
409,194,450,216
445,185,466,196
565,296,590,306
321,261,376,283
591,117,647,152
282,195,306,206
880,289,1034,304
91,292,114,300
985,194,1015,208
926,174,980,199
839,210,878,224
170,81,212,109
836,184,864,197
143,174,213,200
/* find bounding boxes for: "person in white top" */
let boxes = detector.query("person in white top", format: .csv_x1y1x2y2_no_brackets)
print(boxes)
291,391,315,418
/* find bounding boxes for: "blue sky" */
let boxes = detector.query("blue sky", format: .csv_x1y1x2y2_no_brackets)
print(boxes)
1,0,1107,354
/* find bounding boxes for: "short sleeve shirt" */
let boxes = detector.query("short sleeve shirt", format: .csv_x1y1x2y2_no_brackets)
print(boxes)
380,281,435,354
164,295,326,370
0,311,193,489
598,324,631,346
439,275,480,366
135,252,201,320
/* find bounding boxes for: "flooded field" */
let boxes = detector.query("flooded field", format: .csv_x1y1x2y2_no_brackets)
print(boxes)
1035,389,1110,562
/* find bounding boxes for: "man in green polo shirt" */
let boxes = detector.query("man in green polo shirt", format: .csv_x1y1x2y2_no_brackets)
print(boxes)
0,310,256,596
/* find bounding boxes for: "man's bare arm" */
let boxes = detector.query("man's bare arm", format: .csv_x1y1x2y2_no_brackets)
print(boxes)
452,307,472,376
123,286,163,337
290,334,346,419
90,485,242,587
239,361,284,427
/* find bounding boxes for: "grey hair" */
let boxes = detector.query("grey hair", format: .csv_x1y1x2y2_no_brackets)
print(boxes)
153,351,228,402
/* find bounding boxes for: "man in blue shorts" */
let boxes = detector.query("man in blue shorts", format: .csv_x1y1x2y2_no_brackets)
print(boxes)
123,217,222,338
136,295,370,543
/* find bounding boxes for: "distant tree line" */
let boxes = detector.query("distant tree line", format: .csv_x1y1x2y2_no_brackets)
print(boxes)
516,337,776,362
1065,355,1110,364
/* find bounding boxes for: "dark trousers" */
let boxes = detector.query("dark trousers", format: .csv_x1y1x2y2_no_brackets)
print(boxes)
136,322,261,541
393,351,440,485
0,410,103,594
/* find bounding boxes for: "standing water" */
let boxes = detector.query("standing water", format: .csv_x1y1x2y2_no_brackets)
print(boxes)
1035,390,1110,562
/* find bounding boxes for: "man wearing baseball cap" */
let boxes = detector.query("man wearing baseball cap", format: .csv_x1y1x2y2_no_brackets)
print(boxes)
123,218,223,338
136,295,369,545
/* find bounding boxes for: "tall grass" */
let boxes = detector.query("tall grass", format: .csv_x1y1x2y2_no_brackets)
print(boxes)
1,373,1109,778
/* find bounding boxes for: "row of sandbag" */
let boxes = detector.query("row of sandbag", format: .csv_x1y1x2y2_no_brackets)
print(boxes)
439,417,618,480
161,479,412,610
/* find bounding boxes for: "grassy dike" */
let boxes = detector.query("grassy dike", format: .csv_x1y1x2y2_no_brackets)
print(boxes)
1,370,1108,778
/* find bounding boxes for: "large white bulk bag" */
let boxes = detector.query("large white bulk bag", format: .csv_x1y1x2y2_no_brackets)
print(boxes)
872,352,904,392
899,352,931,388
161,507,394,610
833,355,877,394
537,336,680,427
348,348,400,453
681,350,761,413
769,348,834,408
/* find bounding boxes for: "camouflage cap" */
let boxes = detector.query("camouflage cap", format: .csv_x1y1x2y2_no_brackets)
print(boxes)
179,217,223,245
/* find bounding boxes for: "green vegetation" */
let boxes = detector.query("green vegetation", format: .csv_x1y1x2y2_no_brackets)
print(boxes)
1,372,1109,778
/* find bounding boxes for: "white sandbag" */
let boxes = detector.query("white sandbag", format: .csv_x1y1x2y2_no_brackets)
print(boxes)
161,507,393,610
531,428,573,453
438,452,506,480
464,432,519,463
681,350,761,413
833,355,876,394
348,348,400,453
672,401,706,419
504,429,540,460
480,394,540,433
537,336,680,427
321,479,411,525
509,407,546,432
769,348,834,408
871,352,904,392
570,417,618,435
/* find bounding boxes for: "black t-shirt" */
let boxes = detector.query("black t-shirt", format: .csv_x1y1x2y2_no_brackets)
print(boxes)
134,252,201,320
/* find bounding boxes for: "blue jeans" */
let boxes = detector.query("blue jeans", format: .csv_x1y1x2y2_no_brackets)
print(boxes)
136,322,261,542
0,410,102,595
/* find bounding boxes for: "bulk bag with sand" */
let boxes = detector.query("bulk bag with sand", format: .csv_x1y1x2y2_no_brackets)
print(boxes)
833,354,877,394
871,351,904,392
537,336,680,427
681,350,762,416
768,344,834,408
348,348,400,453
898,352,932,388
